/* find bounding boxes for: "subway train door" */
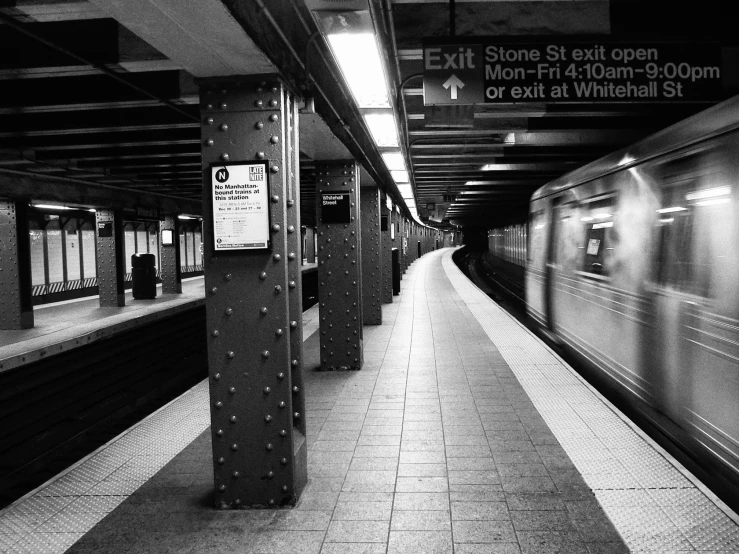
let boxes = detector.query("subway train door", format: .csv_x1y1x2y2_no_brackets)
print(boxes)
544,197,564,331
647,174,705,421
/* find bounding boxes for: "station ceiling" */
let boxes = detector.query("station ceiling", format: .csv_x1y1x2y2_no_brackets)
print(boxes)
0,0,736,228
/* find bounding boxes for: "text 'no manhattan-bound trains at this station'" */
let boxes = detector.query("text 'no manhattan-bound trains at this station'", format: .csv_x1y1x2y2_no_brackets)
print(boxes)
422,40,722,104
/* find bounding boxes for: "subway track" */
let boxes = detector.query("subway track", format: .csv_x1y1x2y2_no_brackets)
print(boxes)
0,275,318,510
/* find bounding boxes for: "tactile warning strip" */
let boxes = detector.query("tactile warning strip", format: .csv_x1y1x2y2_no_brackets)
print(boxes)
0,382,210,553
442,249,739,553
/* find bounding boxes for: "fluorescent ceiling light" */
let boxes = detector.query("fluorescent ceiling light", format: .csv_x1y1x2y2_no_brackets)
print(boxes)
382,152,406,172
686,186,730,201
397,183,413,195
364,113,399,148
326,33,390,109
178,215,197,220
592,222,613,229
391,170,409,183
657,206,687,214
32,204,71,210
695,198,730,207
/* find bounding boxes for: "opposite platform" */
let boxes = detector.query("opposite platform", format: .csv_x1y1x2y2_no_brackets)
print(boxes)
0,248,737,553
0,278,205,374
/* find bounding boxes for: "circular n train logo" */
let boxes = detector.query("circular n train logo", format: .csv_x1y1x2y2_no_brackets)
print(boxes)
215,167,229,183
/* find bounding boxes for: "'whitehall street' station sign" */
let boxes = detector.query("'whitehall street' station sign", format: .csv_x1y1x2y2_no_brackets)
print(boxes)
422,39,722,105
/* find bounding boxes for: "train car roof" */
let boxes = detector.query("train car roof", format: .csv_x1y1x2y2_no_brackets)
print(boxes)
531,94,739,202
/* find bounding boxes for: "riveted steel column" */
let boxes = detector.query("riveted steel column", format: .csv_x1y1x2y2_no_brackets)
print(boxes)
316,161,363,371
95,208,125,307
160,215,182,294
381,199,392,304
360,186,381,325
411,224,416,264
201,77,306,508
283,91,307,495
0,200,33,329
401,217,408,274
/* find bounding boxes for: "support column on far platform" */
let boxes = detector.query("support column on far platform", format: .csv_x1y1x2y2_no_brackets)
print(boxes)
201,77,306,509
401,216,408,274
0,200,33,329
381,196,392,304
160,215,182,294
360,185,381,325
316,161,363,371
95,208,125,307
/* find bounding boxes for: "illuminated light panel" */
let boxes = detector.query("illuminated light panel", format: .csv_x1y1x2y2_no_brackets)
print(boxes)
580,216,593,222
382,152,406,172
391,170,409,183
363,113,399,148
592,221,613,229
686,186,730,201
592,213,612,219
326,33,390,109
657,206,687,214
695,198,730,207
618,155,635,166
397,184,413,195
31,204,71,210
659,218,674,223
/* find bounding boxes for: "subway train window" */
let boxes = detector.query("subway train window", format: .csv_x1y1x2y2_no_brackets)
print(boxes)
654,151,729,298
527,209,546,264
579,195,615,277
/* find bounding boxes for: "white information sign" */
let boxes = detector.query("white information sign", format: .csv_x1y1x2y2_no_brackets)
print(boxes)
211,162,271,251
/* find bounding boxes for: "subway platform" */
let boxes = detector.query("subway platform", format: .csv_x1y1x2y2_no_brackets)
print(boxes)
0,277,205,374
2,249,739,553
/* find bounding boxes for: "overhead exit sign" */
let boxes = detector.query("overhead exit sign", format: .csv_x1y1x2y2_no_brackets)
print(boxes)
422,38,723,104
423,44,485,105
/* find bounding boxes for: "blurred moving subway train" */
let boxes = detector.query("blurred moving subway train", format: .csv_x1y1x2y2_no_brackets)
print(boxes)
521,94,739,498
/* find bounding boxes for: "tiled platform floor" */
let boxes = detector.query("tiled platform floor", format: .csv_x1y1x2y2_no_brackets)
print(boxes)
1,248,738,553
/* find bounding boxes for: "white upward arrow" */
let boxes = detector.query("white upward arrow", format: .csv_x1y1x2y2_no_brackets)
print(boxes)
442,74,465,100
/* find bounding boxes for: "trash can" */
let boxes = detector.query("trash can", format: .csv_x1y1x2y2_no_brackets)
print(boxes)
131,253,157,299
392,248,400,295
